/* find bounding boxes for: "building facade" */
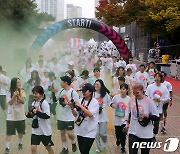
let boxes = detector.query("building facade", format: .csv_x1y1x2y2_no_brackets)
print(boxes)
67,4,82,19
35,0,65,21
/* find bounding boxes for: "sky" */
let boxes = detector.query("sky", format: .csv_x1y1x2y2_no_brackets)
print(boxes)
65,0,95,18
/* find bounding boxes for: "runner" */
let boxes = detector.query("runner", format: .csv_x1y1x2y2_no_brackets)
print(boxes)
146,72,170,140
0,66,10,114
145,61,158,84
160,71,173,133
26,86,54,154
111,84,130,153
56,76,78,154
125,58,137,77
134,64,150,92
5,78,26,154
127,83,159,154
94,79,111,152
71,83,99,154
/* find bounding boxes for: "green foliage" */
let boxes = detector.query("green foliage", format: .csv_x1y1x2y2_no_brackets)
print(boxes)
0,0,55,33
96,0,180,39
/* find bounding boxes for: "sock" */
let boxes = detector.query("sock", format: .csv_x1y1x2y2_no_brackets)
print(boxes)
160,121,164,129
62,142,68,149
6,142,10,149
71,140,76,144
19,139,23,144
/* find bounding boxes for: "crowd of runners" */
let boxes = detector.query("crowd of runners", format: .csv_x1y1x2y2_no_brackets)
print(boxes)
0,42,173,154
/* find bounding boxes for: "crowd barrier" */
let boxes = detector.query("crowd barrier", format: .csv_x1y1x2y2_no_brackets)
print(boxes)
170,60,180,80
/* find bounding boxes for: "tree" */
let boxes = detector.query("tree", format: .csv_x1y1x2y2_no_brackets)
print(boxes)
0,0,55,33
96,0,180,44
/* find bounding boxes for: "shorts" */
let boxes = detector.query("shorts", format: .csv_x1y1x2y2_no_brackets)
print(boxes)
31,134,54,146
163,103,169,111
6,120,25,135
0,95,6,110
57,120,74,131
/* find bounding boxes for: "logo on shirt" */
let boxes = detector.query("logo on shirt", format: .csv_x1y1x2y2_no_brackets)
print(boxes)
115,102,126,117
149,70,155,76
96,97,104,105
153,90,162,97
132,104,144,118
139,75,146,83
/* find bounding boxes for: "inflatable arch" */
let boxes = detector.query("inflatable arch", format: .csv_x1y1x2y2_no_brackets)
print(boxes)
30,18,130,58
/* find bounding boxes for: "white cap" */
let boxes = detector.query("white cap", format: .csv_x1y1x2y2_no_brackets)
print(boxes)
68,61,74,65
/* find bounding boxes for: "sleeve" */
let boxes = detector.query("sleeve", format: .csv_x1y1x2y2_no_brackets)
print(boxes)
89,99,99,118
134,73,138,82
105,93,111,106
167,82,172,92
6,92,11,103
149,99,159,117
125,98,130,120
38,101,51,118
134,64,137,71
145,86,151,97
72,90,79,102
111,96,116,106
161,88,170,103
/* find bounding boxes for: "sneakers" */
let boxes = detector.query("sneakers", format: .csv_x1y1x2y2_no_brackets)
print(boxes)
72,143,77,152
96,149,101,153
18,143,23,150
116,139,120,146
161,127,166,134
60,148,69,154
5,148,9,154
121,148,126,154
102,141,107,148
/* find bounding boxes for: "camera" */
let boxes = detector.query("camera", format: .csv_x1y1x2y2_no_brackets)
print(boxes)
99,106,103,114
138,116,143,122
59,97,66,107
71,99,81,111
29,106,36,113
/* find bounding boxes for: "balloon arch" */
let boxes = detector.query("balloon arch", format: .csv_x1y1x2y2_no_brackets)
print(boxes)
30,18,130,58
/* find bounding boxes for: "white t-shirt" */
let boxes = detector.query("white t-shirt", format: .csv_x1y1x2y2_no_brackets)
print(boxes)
93,92,111,122
56,88,79,121
6,90,26,121
118,60,126,68
125,75,134,85
134,71,150,91
112,95,130,126
128,96,159,138
74,98,99,138
162,81,172,92
0,74,10,95
48,63,62,77
125,64,137,76
146,68,156,84
145,83,170,114
31,100,52,136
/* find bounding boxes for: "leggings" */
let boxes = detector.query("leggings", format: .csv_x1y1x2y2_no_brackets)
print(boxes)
77,135,94,154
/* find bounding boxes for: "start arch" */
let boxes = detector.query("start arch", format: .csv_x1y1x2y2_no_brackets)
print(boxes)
30,18,130,58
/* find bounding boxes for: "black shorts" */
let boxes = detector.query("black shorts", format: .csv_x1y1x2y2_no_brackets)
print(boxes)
0,95,6,110
31,134,54,146
163,103,169,111
57,120,74,131
6,120,25,135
